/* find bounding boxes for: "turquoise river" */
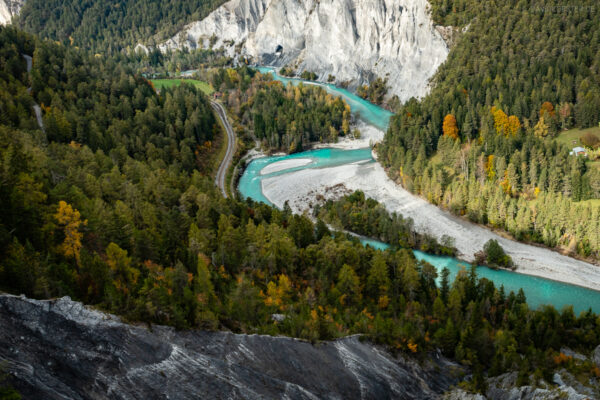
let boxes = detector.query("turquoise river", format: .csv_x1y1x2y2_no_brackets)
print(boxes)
240,67,600,315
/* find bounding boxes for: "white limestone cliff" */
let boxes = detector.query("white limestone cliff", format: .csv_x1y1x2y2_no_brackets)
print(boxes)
0,0,24,25
160,0,449,102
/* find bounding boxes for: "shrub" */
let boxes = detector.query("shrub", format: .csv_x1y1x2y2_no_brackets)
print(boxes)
300,70,317,81
481,240,513,269
581,132,600,148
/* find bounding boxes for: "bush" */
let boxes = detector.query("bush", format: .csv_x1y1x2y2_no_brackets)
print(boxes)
482,240,513,269
279,67,295,77
300,70,317,81
581,132,600,149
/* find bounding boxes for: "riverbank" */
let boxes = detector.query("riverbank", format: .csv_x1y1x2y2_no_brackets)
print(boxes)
313,120,385,150
259,154,600,292
238,67,600,292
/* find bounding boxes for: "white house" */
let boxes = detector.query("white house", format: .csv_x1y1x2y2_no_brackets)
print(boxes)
569,147,588,157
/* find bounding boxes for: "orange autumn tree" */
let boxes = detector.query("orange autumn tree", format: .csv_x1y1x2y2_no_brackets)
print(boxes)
539,101,555,118
442,114,459,139
54,200,86,262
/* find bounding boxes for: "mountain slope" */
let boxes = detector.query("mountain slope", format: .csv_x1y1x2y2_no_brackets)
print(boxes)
160,0,450,102
0,294,463,399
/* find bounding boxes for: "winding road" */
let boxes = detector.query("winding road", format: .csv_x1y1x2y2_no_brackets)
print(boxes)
22,54,44,132
212,101,235,198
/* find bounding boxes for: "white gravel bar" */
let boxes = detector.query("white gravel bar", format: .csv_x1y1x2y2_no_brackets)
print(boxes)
261,157,600,291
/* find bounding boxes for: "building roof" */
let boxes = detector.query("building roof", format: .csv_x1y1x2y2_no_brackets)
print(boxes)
570,146,588,156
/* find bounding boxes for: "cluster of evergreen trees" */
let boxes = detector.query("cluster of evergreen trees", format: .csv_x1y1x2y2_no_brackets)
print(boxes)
380,0,600,260
357,77,389,105
0,29,219,170
316,191,457,256
16,0,226,53
202,67,352,153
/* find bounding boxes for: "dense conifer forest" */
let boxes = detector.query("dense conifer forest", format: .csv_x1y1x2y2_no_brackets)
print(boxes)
379,0,600,261
15,0,227,53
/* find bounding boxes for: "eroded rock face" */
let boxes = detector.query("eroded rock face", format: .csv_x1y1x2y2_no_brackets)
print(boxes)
0,0,24,25
593,345,600,367
484,371,598,400
160,0,449,102
0,294,463,399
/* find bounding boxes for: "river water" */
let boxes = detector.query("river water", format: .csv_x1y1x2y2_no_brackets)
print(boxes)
241,67,600,314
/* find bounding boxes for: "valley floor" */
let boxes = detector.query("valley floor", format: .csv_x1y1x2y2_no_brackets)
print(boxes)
259,128,600,292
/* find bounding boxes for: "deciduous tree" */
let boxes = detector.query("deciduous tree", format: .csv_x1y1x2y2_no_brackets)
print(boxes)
443,114,459,139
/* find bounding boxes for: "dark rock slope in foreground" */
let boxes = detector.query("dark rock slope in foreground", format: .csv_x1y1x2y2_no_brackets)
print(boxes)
0,294,464,399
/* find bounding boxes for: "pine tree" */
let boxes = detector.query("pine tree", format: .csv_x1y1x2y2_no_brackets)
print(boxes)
440,267,450,304
336,264,362,306
366,253,391,301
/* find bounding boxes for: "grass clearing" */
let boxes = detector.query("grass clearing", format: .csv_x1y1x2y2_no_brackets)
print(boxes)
578,198,600,208
555,126,600,149
151,79,214,95
555,126,600,172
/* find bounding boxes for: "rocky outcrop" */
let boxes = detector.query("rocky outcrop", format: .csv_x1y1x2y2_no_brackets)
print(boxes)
0,0,24,25
0,294,464,399
443,389,486,400
593,345,600,367
160,0,449,102
484,371,598,400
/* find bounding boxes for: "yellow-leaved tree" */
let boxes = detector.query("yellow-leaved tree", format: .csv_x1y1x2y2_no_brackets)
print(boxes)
486,155,496,180
106,242,139,298
263,274,292,311
534,116,549,137
442,114,459,139
491,107,509,136
507,115,521,136
492,107,520,136
54,201,86,262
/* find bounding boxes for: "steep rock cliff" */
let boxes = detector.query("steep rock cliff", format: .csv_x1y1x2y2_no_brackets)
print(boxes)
0,294,464,399
160,0,449,102
0,0,24,25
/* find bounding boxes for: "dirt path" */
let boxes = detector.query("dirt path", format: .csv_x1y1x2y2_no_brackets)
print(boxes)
22,54,45,132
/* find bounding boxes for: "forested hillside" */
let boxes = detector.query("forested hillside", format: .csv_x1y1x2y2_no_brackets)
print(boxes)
15,0,226,52
379,0,600,261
